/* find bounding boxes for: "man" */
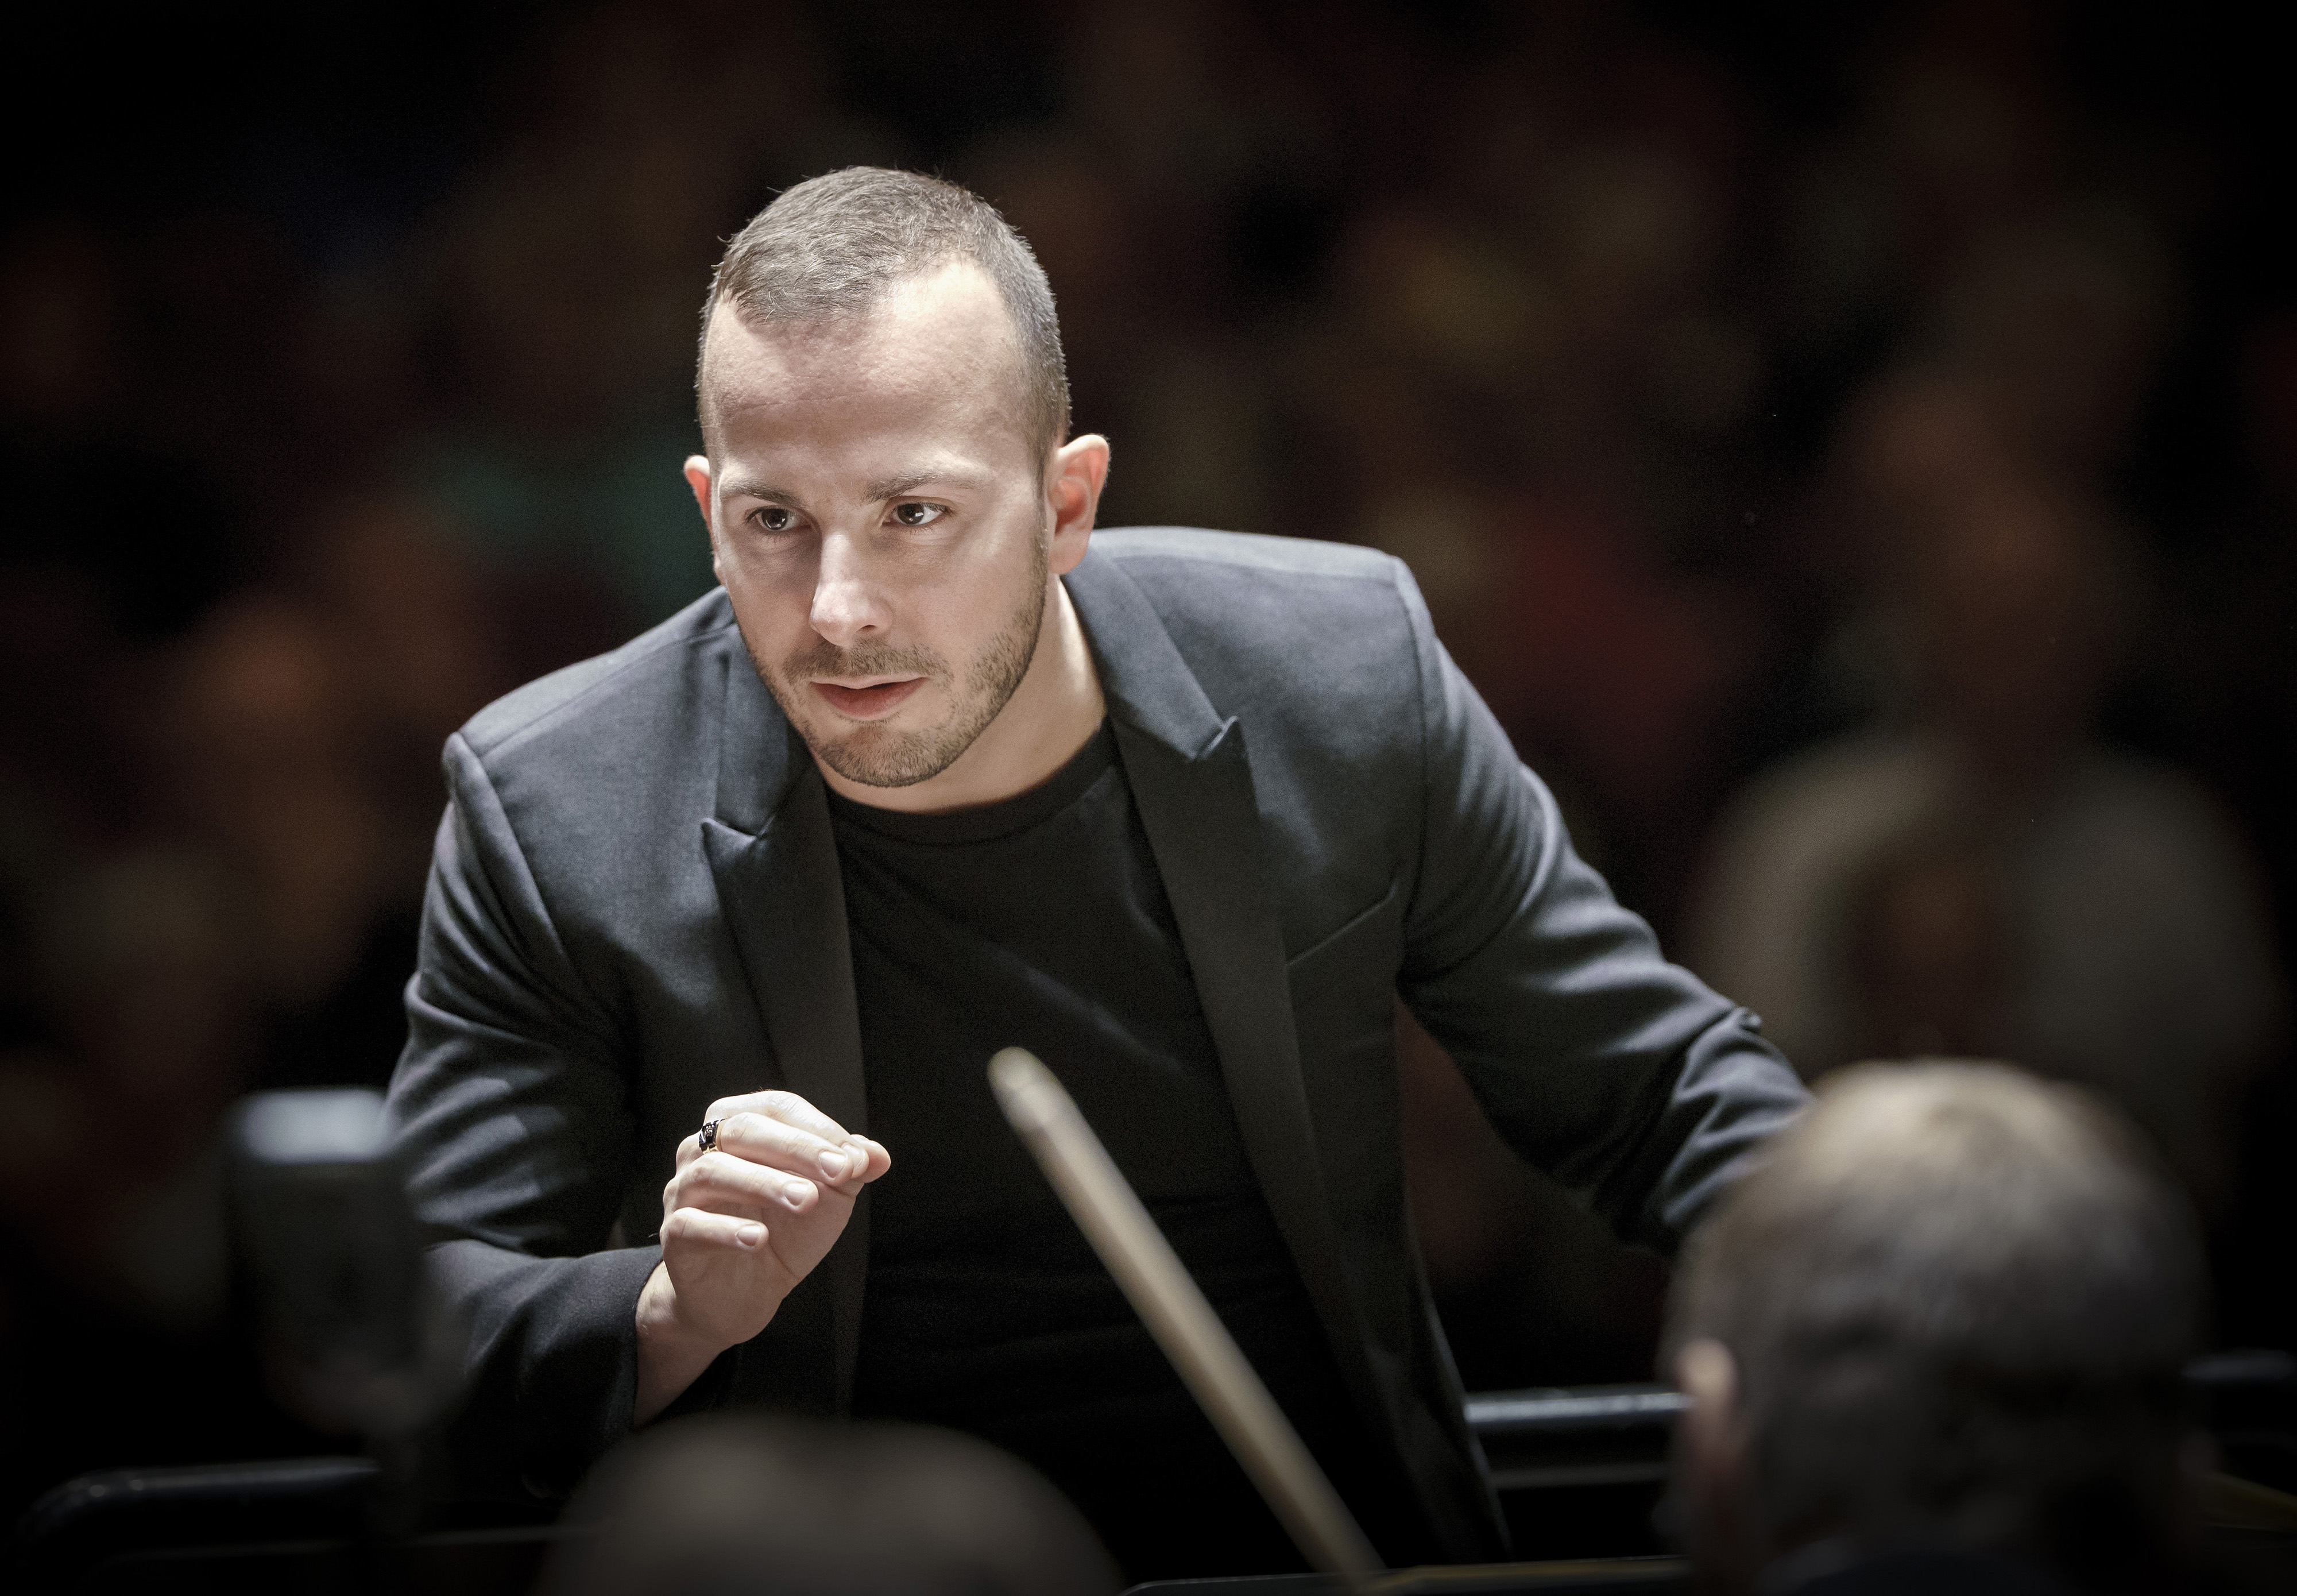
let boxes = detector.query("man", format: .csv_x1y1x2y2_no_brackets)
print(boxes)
1668,1062,2205,1594
388,167,1807,1577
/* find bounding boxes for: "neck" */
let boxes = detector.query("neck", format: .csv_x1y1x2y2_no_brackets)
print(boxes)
816,577,1106,815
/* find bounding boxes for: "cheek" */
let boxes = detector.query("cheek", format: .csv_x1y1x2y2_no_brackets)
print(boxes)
908,539,1034,640
719,548,818,650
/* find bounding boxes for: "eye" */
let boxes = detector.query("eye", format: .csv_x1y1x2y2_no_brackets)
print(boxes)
890,501,946,528
750,505,798,534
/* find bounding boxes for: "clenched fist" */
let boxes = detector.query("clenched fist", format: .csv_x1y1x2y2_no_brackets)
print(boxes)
633,1091,890,1423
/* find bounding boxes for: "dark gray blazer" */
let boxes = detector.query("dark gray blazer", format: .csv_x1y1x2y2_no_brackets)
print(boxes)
386,528,1806,1557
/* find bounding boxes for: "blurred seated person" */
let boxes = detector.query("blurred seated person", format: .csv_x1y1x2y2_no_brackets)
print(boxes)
1668,1061,2206,1595
540,1416,1118,1596
1838,826,2015,1065
166,594,420,1091
1688,462,2282,1211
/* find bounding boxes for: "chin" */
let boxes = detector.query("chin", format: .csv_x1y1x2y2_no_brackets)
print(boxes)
814,720,962,790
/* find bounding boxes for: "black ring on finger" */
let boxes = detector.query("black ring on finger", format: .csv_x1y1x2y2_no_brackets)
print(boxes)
697,1119,720,1153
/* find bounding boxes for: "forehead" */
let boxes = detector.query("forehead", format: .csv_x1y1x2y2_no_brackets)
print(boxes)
701,262,1030,459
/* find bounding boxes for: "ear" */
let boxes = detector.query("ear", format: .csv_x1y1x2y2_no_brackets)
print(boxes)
1676,1339,1759,1593
1045,434,1111,578
684,455,724,584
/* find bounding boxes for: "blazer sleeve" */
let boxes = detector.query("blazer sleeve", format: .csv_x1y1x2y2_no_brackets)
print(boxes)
1391,570,1808,1253
386,732,659,1498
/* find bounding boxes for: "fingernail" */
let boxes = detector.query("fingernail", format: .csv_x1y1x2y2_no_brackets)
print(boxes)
818,1148,849,1180
738,1223,765,1247
784,1180,814,1209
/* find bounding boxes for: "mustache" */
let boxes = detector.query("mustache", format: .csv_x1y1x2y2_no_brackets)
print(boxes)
780,637,950,683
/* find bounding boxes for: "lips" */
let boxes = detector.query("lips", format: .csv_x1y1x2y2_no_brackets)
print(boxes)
812,678,926,720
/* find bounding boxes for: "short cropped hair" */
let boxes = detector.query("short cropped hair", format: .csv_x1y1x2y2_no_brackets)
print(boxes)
699,167,1069,464
1668,1062,2203,1584
543,1415,1117,1596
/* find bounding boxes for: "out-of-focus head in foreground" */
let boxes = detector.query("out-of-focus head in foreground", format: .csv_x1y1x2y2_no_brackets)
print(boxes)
1668,1062,2205,1595
540,1415,1120,1596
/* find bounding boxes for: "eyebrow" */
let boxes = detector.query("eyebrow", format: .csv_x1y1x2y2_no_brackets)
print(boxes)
717,469,993,508
716,477,803,508
863,468,991,501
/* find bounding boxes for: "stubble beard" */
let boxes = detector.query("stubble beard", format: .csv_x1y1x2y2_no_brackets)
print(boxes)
753,535,1051,789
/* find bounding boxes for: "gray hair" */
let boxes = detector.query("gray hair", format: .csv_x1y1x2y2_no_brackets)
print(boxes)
1668,1061,2202,1582
699,167,1069,465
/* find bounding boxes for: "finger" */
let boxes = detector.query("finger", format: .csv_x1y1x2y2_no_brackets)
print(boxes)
794,1131,884,1191
678,1150,820,1214
848,1135,892,1182
661,1206,768,1253
712,1111,861,1183
705,1089,854,1146
662,1167,769,1227
674,1124,741,1173
673,1113,749,1171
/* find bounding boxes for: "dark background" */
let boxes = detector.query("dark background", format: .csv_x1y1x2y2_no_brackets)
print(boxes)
3,0,2291,1535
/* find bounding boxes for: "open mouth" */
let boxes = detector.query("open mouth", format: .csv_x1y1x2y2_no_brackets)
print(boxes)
812,678,926,721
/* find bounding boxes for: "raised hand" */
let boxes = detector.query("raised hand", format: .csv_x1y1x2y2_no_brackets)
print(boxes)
633,1090,890,1423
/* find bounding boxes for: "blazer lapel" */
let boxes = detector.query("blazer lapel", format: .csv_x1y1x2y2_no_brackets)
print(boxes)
700,647,869,1414
1067,551,1390,1436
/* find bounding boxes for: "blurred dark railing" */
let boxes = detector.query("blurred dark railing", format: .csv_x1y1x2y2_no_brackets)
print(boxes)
11,1460,565,1593
1467,1386,1687,1493
16,1358,2297,1593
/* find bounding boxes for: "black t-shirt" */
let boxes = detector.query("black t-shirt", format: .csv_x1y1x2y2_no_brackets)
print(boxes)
829,722,1428,1580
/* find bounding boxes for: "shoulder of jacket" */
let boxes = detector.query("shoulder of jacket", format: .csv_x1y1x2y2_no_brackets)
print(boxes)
1089,529,1426,664
1086,529,1432,744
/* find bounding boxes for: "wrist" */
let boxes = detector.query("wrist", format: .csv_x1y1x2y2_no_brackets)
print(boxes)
632,1262,736,1425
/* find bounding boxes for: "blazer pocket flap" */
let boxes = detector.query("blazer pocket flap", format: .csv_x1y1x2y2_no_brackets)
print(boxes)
1285,874,1402,975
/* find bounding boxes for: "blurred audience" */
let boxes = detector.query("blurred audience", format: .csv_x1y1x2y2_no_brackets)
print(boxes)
540,1417,1119,1596
1,0,2291,1532
2,850,243,1322
1689,450,2283,1212
1398,1008,1671,1390
0,843,308,1516
163,590,417,1092
1668,1061,2205,1595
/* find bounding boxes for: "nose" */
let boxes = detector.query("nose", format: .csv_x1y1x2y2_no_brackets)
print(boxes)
809,530,894,650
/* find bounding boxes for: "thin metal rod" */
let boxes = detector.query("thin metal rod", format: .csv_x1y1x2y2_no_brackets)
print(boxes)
989,1047,1382,1586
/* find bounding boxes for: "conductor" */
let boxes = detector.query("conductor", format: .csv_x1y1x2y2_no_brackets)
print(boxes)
386,167,1809,1578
